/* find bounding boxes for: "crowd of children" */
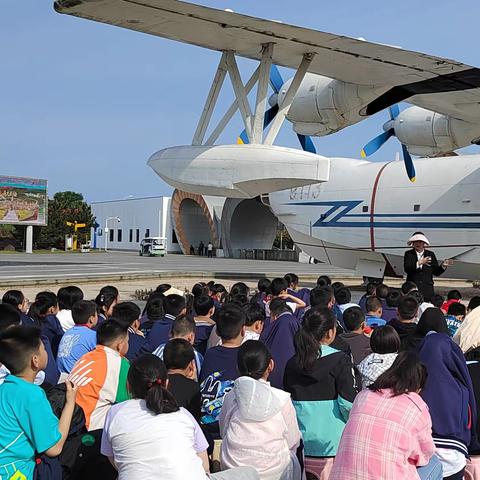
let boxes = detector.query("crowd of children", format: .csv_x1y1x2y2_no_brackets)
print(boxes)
1,275,480,479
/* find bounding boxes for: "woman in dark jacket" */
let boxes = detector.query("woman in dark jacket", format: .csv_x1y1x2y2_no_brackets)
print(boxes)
404,232,451,301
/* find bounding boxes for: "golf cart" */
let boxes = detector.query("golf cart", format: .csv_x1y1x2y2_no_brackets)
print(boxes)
139,237,167,257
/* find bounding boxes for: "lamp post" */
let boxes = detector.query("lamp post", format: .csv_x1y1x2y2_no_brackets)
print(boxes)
104,216,120,252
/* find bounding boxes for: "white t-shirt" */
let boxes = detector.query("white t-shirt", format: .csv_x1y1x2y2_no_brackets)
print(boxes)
101,401,209,480
435,448,466,477
57,309,75,332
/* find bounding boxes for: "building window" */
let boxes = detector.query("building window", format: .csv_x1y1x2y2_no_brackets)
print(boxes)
145,228,150,238
129,229,133,242
109,229,114,242
414,204,421,212
362,205,369,213
136,229,140,242
172,229,178,244
117,229,122,242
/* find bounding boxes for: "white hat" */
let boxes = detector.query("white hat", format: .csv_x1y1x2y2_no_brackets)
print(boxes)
407,233,430,246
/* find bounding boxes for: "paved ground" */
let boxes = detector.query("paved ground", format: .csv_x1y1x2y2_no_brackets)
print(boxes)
0,251,355,284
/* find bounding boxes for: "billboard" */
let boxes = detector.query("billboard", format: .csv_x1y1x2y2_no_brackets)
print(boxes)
0,176,48,226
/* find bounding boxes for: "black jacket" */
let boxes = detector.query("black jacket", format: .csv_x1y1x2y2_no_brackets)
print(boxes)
404,248,445,301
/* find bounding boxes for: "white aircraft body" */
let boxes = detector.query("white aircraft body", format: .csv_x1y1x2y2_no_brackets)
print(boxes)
54,0,480,278
268,155,480,279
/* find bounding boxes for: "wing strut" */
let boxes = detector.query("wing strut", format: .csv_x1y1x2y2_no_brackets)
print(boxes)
191,46,316,150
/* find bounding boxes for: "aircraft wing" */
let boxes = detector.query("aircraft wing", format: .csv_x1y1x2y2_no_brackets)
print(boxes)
55,0,480,122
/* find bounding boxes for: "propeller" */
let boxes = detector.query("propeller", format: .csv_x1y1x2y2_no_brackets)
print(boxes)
361,105,416,182
237,65,316,154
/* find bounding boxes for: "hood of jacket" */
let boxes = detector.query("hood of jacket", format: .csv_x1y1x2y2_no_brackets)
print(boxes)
232,376,290,422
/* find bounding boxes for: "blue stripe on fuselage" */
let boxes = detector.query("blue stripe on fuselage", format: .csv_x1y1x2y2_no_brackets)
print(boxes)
285,201,480,229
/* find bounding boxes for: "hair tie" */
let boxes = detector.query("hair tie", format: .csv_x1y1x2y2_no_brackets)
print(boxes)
147,378,163,389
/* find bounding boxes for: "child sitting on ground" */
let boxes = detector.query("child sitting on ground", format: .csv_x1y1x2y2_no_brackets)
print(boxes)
358,325,401,388
365,297,387,328
441,289,462,313
0,325,77,480
57,300,98,374
147,294,187,351
200,304,245,433
335,287,359,314
220,341,302,480
445,302,466,337
57,286,84,332
383,289,402,323
163,338,202,420
193,295,216,355
100,354,259,480
69,319,130,432
153,315,203,377
28,291,64,357
284,308,357,462
2,289,31,325
140,294,164,337
112,302,146,361
242,302,266,341
269,278,306,315
340,306,372,365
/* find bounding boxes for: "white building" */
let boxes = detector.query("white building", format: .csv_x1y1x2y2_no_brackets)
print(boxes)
90,196,181,253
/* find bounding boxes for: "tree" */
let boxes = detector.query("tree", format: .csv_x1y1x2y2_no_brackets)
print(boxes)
28,191,95,249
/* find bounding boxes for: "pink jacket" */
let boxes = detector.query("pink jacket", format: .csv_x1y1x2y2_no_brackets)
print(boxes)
219,377,302,480
329,389,435,480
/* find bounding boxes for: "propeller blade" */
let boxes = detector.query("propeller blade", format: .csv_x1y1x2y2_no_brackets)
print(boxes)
269,64,284,93
389,104,400,120
297,134,316,154
361,129,394,157
237,105,279,145
401,144,416,182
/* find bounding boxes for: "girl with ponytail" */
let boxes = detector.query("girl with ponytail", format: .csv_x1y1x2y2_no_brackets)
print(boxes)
284,307,357,464
95,286,119,325
101,353,259,480
28,291,63,357
219,341,302,480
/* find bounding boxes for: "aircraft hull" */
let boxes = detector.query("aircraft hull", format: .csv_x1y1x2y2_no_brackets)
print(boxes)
269,154,480,279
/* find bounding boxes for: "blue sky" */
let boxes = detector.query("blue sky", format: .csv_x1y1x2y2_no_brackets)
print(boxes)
2,0,480,202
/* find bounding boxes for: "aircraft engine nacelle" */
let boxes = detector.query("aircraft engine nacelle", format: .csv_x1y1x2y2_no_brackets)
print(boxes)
393,106,480,157
278,73,384,137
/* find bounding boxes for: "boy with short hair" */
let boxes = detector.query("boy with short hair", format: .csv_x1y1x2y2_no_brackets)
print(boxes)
146,294,187,351
269,277,306,313
0,326,77,479
441,289,463,313
334,287,359,313
365,297,387,328
57,300,98,373
260,297,298,389
163,338,201,420
153,314,203,376
445,302,466,337
112,301,146,361
383,289,402,322
242,302,265,341
340,307,372,365
69,319,130,431
389,296,419,349
199,305,245,430
193,295,216,355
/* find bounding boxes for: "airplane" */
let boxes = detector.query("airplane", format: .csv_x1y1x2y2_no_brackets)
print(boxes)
54,0,480,279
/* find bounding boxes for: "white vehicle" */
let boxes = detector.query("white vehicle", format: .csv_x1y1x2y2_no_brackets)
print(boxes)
55,0,480,278
139,237,167,257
